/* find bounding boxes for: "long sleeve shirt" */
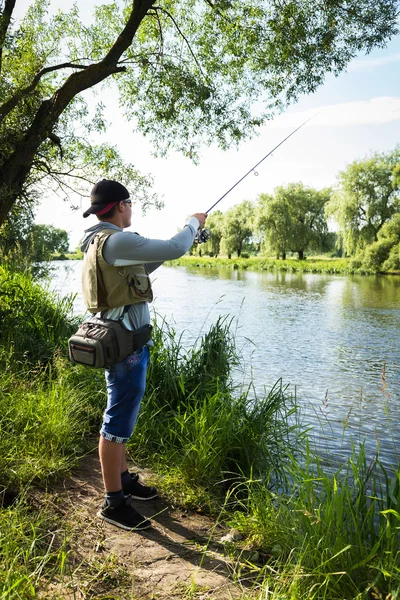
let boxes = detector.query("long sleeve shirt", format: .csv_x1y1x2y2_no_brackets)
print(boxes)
80,217,199,330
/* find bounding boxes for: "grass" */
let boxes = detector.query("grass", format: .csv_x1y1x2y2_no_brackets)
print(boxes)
165,255,360,275
226,445,400,599
0,497,68,599
0,263,399,599
129,317,301,508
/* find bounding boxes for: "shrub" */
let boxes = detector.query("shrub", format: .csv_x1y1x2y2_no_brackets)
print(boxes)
0,265,78,365
382,242,400,271
359,237,395,272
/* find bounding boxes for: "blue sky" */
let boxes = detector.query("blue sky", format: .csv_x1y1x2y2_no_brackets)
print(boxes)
28,5,400,249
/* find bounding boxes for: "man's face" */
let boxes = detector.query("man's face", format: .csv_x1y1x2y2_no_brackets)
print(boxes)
121,199,132,228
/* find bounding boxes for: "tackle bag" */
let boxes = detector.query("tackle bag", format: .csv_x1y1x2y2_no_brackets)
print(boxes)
68,315,152,368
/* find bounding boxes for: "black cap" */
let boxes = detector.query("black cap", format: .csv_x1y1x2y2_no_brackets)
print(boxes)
83,179,130,218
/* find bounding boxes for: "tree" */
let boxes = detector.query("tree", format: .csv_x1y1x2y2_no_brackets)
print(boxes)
28,224,69,261
359,213,400,272
256,183,330,259
255,192,290,258
326,148,400,255
201,211,224,256
221,200,254,257
0,0,397,226
0,196,36,256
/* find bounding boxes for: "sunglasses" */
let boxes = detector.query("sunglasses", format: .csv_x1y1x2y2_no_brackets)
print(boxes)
122,199,132,206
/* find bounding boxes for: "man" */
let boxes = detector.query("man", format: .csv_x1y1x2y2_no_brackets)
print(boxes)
80,179,207,531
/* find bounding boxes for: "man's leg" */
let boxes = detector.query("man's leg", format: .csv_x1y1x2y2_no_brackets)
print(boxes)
97,347,153,530
99,437,126,492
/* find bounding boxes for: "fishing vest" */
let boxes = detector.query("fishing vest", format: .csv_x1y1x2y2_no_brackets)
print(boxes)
82,229,153,313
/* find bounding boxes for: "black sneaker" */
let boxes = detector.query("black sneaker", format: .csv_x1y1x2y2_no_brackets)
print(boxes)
123,473,158,501
98,496,152,531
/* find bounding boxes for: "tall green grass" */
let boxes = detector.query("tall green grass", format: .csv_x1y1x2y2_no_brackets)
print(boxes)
0,265,106,596
227,443,400,599
129,317,301,507
0,498,67,599
0,265,78,364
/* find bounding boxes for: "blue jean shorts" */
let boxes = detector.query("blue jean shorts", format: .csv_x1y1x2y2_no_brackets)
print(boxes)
100,346,150,444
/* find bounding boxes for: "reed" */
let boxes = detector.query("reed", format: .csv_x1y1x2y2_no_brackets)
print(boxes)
226,443,400,599
129,317,301,505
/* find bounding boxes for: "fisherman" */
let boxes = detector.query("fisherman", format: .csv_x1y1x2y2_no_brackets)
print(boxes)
80,179,207,531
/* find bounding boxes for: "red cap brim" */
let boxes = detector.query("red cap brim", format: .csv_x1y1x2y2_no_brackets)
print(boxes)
83,201,118,218
96,201,118,215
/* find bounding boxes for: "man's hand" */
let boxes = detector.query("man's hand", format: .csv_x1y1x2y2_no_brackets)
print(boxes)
191,213,208,229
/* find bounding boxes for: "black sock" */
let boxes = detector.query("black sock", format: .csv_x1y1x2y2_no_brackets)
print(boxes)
105,489,125,508
121,469,132,488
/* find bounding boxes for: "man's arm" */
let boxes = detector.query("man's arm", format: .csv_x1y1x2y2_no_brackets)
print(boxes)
145,261,163,274
103,216,203,266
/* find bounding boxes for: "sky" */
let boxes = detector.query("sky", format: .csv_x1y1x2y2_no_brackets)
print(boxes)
25,3,400,250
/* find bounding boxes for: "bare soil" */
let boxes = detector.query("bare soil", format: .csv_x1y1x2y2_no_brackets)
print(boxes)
38,452,256,600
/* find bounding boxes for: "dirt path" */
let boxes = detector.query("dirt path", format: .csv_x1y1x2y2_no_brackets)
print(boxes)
39,452,256,599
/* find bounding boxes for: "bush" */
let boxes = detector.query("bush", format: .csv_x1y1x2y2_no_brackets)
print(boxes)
359,237,395,272
382,242,400,271
0,264,78,365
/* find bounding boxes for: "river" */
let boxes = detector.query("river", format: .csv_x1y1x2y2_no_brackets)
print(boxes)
51,261,400,469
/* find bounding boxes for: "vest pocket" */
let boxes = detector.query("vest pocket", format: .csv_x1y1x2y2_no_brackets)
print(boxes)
127,274,150,298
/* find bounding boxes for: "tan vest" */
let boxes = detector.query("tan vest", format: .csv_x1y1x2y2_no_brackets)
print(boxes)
82,229,153,313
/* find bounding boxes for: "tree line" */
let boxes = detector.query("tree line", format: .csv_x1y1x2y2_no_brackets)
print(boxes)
197,147,400,272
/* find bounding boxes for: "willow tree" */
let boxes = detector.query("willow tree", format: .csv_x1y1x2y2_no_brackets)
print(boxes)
257,184,330,259
0,0,398,226
327,148,400,255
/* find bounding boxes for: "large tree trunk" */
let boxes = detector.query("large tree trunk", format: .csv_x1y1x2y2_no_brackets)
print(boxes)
297,249,304,260
0,0,155,227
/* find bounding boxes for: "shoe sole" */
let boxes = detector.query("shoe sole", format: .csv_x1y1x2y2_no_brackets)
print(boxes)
97,510,152,531
130,493,158,501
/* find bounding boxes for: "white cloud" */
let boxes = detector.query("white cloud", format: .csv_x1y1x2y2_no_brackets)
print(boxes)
348,53,400,72
269,97,400,129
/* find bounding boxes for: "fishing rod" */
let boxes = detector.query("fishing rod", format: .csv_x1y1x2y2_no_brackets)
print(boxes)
196,113,316,243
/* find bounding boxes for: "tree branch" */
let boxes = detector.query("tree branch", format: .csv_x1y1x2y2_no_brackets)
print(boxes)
149,9,164,62
0,0,16,73
0,62,89,121
102,0,156,66
152,6,207,80
0,0,156,225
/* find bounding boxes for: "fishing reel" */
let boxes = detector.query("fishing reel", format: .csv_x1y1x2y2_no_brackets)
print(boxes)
195,228,211,244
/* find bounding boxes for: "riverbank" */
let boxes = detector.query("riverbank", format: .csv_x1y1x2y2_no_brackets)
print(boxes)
60,252,399,275
162,255,383,275
1,264,399,599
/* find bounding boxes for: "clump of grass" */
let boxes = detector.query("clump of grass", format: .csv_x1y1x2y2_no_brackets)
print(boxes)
0,264,78,365
0,352,104,490
130,317,301,507
226,442,400,599
0,497,68,599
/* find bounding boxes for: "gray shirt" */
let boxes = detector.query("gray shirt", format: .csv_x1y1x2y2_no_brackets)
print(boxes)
80,217,199,330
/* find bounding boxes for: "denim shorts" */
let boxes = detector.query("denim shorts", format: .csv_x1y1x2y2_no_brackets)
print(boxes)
100,346,150,444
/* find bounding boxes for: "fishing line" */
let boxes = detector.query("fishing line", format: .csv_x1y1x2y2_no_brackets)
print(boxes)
205,113,317,215
196,113,317,243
